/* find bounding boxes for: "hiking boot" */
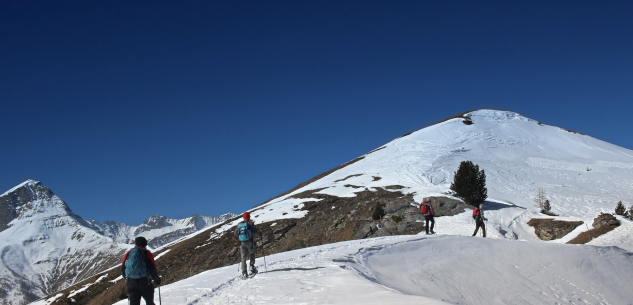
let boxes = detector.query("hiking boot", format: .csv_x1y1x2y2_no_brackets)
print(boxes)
430,230,436,234
250,266,258,274
241,271,248,279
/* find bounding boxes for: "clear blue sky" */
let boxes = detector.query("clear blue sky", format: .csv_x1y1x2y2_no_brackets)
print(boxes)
1,1,632,225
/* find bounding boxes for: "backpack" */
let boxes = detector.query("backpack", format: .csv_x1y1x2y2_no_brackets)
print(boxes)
420,204,429,215
125,247,148,279
473,208,480,220
237,222,252,241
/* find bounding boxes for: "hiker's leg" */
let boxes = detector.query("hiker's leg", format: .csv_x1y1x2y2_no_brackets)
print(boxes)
240,242,249,273
482,222,486,237
127,279,142,305
248,239,256,268
430,216,435,232
472,223,480,236
139,279,155,305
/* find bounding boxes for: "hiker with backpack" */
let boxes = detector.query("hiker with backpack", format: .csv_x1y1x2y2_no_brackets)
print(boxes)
472,203,487,237
234,212,262,278
121,237,161,305
420,201,435,235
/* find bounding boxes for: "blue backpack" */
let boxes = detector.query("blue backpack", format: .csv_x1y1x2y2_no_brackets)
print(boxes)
237,222,252,241
125,247,148,279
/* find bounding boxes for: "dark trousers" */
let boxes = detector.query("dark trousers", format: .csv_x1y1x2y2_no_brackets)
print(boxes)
240,239,256,273
425,215,435,234
473,220,486,237
127,278,155,305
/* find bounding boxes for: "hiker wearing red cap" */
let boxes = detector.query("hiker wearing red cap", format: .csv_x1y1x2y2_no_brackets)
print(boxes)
234,212,262,278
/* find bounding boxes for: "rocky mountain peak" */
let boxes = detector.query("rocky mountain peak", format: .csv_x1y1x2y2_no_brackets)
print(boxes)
0,180,73,233
140,214,170,229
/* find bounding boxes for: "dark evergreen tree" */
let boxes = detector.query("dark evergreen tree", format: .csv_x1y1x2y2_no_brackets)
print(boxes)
615,201,626,215
627,205,633,221
543,200,551,212
372,203,386,220
450,160,487,207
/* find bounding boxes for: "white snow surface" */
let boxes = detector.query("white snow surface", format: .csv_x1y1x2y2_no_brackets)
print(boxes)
107,234,633,305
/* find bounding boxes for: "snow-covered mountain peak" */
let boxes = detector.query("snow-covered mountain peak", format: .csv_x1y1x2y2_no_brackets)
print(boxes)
464,109,534,123
1,179,39,197
0,180,78,233
254,110,633,220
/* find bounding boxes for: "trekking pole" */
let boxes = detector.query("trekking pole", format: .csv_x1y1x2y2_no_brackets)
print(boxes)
261,237,268,274
158,285,162,305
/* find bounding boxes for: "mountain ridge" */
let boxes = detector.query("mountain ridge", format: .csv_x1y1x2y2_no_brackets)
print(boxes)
0,180,235,305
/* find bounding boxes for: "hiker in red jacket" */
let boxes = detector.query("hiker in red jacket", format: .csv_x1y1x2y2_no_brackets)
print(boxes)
472,204,487,237
420,201,435,235
121,237,161,305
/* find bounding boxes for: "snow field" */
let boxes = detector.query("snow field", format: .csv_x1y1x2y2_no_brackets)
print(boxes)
111,234,633,305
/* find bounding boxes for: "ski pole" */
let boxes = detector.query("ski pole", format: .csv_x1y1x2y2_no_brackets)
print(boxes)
158,285,162,305
261,237,268,274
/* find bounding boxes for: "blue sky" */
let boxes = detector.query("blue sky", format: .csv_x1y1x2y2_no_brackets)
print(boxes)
1,1,632,225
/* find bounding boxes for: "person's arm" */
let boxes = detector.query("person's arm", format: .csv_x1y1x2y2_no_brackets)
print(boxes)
250,223,263,238
121,251,130,279
146,250,161,285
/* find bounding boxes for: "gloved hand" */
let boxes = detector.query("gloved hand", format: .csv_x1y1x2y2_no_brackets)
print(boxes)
154,277,161,286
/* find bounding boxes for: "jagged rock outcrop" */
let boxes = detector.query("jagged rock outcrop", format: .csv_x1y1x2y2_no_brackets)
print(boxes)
527,218,584,241
592,213,620,228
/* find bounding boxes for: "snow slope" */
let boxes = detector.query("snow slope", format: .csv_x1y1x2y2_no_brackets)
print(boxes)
103,233,633,305
253,110,633,221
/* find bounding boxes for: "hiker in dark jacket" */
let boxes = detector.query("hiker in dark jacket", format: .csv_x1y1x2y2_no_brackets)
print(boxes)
234,212,262,277
420,201,435,235
121,237,161,305
472,204,487,237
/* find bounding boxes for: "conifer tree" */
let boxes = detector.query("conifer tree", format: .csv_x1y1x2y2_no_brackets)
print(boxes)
372,203,386,220
534,188,548,210
615,201,626,215
543,199,551,212
450,160,487,207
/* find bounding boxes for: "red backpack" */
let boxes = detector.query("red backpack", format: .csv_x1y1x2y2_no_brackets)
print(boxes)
473,208,480,219
420,203,430,215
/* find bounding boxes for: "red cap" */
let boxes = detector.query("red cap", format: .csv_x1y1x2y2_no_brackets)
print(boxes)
243,212,250,219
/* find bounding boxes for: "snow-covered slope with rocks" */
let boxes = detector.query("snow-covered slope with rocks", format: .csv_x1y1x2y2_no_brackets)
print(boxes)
0,180,130,305
254,110,633,222
89,213,236,248
0,180,235,305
